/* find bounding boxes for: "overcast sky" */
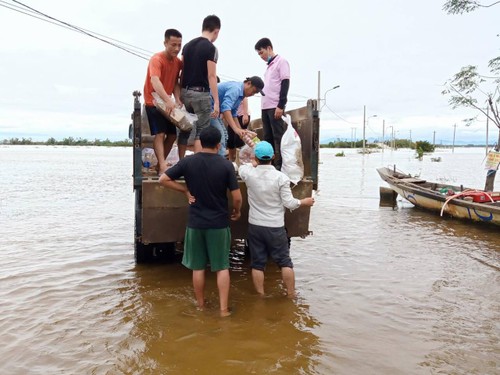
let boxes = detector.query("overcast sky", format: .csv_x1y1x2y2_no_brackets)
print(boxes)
0,0,499,144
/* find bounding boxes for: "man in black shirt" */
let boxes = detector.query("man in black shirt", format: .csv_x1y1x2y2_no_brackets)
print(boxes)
159,126,242,317
179,15,221,157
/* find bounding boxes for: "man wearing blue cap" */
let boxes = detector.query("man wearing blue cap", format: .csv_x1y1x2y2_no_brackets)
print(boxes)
238,141,315,297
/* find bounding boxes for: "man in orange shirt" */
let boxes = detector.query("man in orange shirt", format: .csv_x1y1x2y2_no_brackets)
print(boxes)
143,29,183,174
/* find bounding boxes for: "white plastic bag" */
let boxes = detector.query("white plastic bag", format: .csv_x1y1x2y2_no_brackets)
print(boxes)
141,147,157,168
238,144,255,165
166,144,179,167
280,114,304,184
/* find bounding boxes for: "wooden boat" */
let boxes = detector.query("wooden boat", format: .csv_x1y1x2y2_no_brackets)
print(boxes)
377,167,500,226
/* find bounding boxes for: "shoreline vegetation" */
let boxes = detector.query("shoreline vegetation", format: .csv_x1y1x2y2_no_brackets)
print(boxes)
2,137,132,147
1,137,489,149
320,139,488,149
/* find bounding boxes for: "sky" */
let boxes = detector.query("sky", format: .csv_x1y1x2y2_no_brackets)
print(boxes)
0,0,499,144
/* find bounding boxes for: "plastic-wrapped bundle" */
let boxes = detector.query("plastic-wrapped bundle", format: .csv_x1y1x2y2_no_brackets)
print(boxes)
152,92,197,132
238,144,255,165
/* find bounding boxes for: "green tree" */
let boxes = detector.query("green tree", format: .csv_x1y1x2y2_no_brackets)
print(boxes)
415,140,435,152
442,0,500,191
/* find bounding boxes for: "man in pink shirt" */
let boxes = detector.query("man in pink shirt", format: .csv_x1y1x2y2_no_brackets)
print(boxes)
254,38,290,170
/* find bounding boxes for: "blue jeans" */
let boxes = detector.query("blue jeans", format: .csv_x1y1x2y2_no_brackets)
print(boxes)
210,117,228,157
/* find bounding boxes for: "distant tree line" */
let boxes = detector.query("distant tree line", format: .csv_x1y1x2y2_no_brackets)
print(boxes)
2,137,132,147
320,138,416,149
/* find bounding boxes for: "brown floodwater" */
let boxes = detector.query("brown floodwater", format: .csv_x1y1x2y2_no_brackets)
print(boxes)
0,145,498,374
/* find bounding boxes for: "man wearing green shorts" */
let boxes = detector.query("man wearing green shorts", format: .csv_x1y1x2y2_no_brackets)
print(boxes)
159,126,242,316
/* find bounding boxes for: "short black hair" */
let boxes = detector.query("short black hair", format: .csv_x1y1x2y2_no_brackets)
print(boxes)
257,158,272,165
255,37,273,50
165,29,182,40
200,126,221,148
202,15,221,32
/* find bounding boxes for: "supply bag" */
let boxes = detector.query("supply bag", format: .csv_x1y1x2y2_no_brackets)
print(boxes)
280,114,304,184
152,92,196,132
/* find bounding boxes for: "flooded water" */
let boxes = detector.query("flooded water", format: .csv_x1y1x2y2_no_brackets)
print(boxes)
0,145,498,374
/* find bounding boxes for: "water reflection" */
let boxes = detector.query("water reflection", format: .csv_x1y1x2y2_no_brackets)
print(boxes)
112,256,323,374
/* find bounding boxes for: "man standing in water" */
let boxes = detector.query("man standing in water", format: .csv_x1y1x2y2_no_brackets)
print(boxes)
179,15,221,156
254,37,290,170
239,141,314,297
143,29,183,174
159,127,242,317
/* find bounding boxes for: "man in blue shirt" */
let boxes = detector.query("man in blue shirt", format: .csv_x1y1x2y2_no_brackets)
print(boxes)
211,76,265,157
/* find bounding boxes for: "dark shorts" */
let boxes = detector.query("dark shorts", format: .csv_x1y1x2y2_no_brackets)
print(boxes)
247,223,293,271
182,227,231,272
145,106,177,135
227,115,250,149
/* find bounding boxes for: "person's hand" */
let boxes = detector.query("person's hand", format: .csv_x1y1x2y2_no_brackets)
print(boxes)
210,108,220,118
231,208,241,221
211,101,220,118
237,128,246,139
165,99,176,115
242,114,249,125
274,107,284,119
186,191,196,204
300,197,315,207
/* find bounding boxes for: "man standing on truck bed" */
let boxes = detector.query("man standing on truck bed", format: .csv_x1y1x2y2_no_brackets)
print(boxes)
159,126,242,317
239,141,314,298
254,37,290,170
178,15,221,157
210,76,265,158
143,29,183,175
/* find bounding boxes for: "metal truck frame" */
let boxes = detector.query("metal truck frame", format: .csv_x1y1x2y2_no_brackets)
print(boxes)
129,91,319,263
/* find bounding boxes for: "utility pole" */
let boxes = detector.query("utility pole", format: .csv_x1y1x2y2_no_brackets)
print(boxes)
362,105,366,153
433,131,436,147
452,123,457,153
382,120,385,152
409,129,412,148
486,106,490,156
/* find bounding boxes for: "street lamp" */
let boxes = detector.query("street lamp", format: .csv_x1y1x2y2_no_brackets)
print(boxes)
320,85,340,111
387,126,394,149
362,105,377,153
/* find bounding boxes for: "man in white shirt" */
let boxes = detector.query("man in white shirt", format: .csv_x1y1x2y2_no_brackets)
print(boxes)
239,141,314,297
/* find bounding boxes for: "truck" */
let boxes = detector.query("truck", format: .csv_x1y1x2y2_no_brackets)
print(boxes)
129,91,320,263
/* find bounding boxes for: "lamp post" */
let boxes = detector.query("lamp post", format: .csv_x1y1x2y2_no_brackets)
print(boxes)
320,85,340,111
387,126,394,150
362,105,377,153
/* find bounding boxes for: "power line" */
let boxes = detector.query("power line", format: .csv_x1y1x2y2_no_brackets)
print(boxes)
2,0,318,101
323,103,357,124
2,0,151,60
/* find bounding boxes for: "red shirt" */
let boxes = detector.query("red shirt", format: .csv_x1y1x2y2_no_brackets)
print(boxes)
143,52,182,106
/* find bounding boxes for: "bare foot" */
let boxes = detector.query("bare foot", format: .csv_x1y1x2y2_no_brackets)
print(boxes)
286,291,298,299
196,299,209,311
220,308,232,317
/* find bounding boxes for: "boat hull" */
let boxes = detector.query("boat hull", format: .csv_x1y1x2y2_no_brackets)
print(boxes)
377,167,500,226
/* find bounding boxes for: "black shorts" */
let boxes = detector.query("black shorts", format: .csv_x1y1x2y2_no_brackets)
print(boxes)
247,223,293,270
145,106,177,135
227,115,250,149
